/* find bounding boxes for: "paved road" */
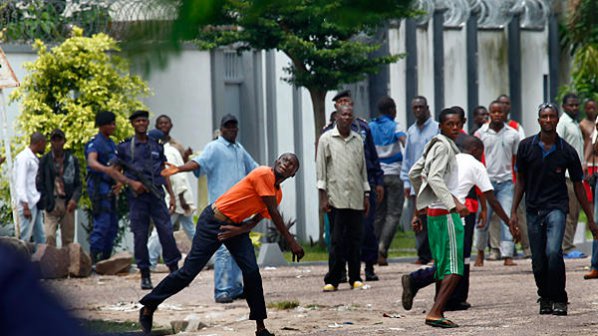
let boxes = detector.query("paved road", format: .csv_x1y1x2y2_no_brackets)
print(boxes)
47,258,598,335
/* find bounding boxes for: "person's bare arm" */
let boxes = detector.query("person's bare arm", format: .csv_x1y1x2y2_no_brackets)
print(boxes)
509,172,526,240
161,160,200,177
87,152,146,193
218,214,264,241
264,196,304,261
477,192,488,228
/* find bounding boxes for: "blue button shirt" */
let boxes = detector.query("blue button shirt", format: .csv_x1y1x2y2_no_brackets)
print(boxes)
193,136,258,203
400,117,439,190
116,135,167,186
85,133,117,193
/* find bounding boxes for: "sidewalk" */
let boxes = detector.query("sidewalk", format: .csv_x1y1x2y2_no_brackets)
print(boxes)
47,258,598,335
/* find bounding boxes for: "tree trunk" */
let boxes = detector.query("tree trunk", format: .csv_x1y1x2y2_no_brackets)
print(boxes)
308,88,328,247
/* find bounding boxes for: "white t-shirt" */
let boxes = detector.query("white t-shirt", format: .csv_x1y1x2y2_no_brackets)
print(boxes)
452,153,494,204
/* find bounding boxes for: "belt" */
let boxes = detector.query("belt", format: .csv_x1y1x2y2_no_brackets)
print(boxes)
427,208,450,216
211,204,234,224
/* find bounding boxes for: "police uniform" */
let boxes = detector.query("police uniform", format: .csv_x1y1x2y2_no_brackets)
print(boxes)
117,131,181,272
85,132,118,261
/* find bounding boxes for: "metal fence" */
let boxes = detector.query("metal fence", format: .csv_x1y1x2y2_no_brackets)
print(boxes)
0,0,177,43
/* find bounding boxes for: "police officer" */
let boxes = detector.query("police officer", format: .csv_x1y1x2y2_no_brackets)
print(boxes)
116,110,181,290
85,111,136,264
322,90,385,281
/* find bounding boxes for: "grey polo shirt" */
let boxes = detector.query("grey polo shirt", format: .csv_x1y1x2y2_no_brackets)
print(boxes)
474,123,520,183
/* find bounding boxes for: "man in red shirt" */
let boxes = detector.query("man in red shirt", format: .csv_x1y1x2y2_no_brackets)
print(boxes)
139,153,304,336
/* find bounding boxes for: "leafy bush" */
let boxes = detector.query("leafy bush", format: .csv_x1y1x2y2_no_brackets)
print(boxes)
3,27,151,235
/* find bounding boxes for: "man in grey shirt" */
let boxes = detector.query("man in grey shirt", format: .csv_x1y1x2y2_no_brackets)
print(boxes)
317,104,370,292
557,93,586,257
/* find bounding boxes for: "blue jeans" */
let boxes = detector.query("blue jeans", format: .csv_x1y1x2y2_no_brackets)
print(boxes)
475,180,515,257
140,205,267,320
526,209,567,303
148,213,196,268
214,245,244,300
18,206,45,244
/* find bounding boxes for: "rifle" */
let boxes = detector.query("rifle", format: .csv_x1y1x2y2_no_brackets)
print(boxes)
113,158,163,199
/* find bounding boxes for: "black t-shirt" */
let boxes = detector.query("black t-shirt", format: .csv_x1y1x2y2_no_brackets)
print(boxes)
516,134,583,214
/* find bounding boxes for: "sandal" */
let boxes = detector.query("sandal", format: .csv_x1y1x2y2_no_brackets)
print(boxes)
425,317,459,328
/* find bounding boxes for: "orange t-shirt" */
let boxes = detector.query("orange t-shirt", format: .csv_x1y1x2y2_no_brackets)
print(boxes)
214,166,282,223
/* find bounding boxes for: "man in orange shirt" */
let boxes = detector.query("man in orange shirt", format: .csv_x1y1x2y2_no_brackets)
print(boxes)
139,153,304,336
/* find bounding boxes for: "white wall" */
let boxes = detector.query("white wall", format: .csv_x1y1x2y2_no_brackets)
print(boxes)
389,26,408,131
444,28,469,129
477,30,510,111
520,30,549,136
2,51,39,139
417,24,436,112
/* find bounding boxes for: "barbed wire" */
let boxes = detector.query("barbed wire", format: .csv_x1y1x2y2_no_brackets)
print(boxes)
0,0,177,43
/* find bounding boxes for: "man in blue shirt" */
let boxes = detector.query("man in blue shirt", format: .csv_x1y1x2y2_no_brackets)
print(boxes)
400,96,439,265
369,96,406,267
116,110,182,290
162,114,258,303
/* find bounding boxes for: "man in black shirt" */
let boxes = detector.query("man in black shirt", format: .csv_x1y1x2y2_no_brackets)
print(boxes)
510,103,598,316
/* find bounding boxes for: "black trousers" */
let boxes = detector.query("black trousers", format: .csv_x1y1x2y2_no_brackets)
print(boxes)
140,205,267,320
415,214,432,263
324,207,364,286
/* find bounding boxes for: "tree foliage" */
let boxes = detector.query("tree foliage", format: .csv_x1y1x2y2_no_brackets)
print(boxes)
560,0,598,102
126,0,415,133
2,27,150,226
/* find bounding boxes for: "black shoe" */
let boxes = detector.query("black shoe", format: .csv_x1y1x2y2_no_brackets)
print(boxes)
538,298,553,314
139,306,154,334
256,328,275,336
401,274,417,311
141,277,153,290
445,301,471,311
365,272,379,281
216,295,233,304
553,302,568,316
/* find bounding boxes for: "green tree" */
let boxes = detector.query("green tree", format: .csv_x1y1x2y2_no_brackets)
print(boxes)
129,0,415,134
2,27,150,228
560,0,598,102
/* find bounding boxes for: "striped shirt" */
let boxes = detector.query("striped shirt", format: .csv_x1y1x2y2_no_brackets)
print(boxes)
369,115,406,175
316,126,370,210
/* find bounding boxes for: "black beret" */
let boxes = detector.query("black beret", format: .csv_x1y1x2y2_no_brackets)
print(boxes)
129,110,149,121
332,90,351,102
95,111,116,127
50,128,65,139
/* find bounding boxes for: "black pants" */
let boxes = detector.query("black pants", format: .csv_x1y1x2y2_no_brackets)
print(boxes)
415,214,432,263
324,207,364,286
140,206,267,320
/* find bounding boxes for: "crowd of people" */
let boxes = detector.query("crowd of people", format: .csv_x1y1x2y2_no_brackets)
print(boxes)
316,90,598,328
8,90,598,332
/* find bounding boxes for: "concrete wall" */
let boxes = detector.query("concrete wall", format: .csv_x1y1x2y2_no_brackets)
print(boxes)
443,28,469,130
520,30,549,135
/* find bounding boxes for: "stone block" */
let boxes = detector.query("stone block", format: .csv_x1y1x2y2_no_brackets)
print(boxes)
68,243,92,277
31,244,70,279
257,243,288,267
95,252,132,275
0,236,34,257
